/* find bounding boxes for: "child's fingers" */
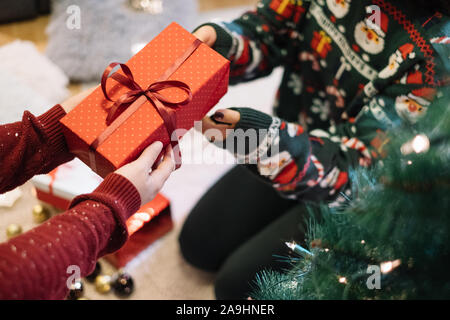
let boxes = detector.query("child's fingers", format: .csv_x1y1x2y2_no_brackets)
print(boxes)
211,109,240,126
202,109,240,133
201,116,222,133
201,118,226,142
193,26,217,47
201,109,240,142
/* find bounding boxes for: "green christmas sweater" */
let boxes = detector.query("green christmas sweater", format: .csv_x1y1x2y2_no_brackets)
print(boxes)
200,0,449,204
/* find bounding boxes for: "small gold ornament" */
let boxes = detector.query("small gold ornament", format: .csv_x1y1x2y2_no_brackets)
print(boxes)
32,204,51,223
95,275,112,294
6,224,22,239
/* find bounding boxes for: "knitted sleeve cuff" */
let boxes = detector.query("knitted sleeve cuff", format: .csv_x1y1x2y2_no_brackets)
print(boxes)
230,107,273,130
194,22,233,59
36,104,71,159
215,108,274,156
69,173,141,253
93,173,142,218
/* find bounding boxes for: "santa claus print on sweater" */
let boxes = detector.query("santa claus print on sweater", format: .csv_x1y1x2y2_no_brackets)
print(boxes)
354,7,389,56
326,0,351,19
395,88,437,124
378,43,415,79
198,0,447,203
258,150,293,179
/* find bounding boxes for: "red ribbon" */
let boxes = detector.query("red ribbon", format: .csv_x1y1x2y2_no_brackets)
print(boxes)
89,38,203,170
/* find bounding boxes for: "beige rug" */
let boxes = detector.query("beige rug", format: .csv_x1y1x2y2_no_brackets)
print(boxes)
0,181,216,300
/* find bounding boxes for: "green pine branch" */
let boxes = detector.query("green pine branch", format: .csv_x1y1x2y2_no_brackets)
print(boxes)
252,88,450,300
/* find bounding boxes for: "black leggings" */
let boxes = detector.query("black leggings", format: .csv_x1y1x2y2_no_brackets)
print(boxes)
178,166,313,299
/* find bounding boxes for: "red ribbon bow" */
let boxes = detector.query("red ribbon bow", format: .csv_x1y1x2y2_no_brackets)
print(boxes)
101,62,192,142
89,38,202,171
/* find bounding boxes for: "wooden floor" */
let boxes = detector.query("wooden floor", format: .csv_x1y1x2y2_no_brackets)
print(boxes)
0,0,257,94
199,0,257,11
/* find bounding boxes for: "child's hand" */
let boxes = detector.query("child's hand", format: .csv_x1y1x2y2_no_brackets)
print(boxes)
116,141,175,206
60,87,96,114
193,26,217,47
200,109,240,142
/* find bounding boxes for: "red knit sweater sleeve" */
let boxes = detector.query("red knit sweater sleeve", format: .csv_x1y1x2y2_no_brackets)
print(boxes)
0,106,142,299
0,173,141,300
0,105,74,194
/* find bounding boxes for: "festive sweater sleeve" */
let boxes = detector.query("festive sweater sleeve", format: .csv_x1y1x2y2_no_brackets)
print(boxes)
0,173,141,300
196,0,309,84
203,0,448,203
0,104,74,194
219,62,444,203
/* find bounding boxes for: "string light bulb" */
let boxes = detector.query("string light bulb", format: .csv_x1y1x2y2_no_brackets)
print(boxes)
338,276,347,284
380,259,401,274
285,241,313,258
411,134,430,153
401,134,430,155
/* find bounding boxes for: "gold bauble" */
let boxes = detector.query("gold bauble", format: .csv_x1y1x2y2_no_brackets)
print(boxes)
32,204,51,223
95,275,111,294
6,224,22,239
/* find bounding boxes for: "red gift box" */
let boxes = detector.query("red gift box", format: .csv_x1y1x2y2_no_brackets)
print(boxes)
60,22,230,177
105,193,173,268
31,159,103,210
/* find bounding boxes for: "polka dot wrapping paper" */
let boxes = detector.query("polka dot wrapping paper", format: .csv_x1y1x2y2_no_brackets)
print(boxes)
60,22,230,177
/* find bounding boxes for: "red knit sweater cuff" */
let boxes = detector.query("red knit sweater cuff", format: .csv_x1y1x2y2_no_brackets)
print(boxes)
69,173,141,254
93,173,142,219
37,104,70,158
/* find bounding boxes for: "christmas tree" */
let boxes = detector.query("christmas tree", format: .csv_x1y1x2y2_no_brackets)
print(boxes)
252,89,450,300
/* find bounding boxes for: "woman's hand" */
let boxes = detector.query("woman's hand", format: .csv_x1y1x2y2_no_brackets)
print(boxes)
116,141,175,206
201,109,240,142
60,87,96,114
193,25,217,47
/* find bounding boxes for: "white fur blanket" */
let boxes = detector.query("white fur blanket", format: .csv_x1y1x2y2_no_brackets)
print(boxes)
0,40,69,124
46,0,198,81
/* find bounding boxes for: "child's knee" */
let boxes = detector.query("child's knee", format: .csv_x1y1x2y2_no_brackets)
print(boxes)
178,222,220,272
